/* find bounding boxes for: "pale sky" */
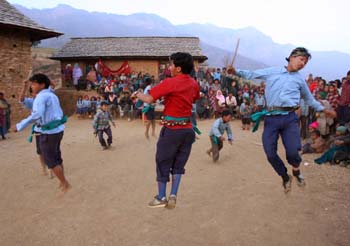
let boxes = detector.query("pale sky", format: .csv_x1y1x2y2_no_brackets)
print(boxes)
8,0,350,54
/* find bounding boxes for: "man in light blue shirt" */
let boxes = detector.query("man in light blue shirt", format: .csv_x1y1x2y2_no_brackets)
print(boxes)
233,47,335,193
14,74,71,193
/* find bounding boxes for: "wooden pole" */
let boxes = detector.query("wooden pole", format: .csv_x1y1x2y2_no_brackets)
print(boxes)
230,38,240,67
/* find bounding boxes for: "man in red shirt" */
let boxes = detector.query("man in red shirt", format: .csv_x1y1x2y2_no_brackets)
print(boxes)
134,52,200,209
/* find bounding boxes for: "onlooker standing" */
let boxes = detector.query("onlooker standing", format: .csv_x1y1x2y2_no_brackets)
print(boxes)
72,63,83,90
337,71,350,126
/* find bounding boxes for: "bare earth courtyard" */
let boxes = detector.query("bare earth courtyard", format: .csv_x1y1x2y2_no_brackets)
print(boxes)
0,117,349,246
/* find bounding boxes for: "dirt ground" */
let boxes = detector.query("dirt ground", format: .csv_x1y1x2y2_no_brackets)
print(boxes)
1,117,349,246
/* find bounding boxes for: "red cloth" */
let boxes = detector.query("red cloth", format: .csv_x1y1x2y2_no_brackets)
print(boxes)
309,81,318,93
98,60,131,77
150,74,200,129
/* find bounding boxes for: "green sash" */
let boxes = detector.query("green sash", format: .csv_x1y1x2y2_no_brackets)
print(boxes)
27,115,68,143
251,110,288,132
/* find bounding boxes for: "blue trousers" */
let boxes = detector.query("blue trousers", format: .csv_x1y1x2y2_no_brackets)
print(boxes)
156,127,195,182
262,112,302,177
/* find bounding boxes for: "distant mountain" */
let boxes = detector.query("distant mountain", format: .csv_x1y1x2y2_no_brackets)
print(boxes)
14,4,350,80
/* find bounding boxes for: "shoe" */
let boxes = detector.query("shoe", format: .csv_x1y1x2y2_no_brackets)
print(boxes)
148,196,167,208
282,175,292,193
294,174,306,187
166,195,177,209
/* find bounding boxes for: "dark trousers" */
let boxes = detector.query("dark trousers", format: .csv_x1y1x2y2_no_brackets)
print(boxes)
337,105,350,125
262,112,302,177
98,127,112,147
156,127,195,182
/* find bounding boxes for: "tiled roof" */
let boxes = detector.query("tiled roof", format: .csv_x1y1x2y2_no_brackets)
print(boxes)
52,37,207,62
0,0,62,40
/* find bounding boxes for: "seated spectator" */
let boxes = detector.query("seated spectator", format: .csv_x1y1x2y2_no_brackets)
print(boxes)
196,92,210,120
119,91,133,121
90,96,98,116
302,130,325,154
76,96,84,119
314,126,350,165
225,91,237,118
82,95,92,118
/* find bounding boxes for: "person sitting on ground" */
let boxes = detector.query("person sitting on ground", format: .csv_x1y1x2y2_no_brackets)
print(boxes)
301,130,325,154
76,96,84,119
314,126,350,165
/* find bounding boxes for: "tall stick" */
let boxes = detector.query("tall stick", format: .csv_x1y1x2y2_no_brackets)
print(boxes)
230,38,240,67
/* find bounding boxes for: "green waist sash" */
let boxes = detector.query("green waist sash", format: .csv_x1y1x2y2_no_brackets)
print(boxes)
162,115,201,135
28,115,68,143
251,110,289,132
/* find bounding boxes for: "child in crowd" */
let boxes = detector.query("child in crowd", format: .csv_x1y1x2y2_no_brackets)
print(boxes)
240,97,252,130
92,101,116,150
82,95,92,118
90,96,97,116
206,110,233,162
76,96,84,118
301,130,325,154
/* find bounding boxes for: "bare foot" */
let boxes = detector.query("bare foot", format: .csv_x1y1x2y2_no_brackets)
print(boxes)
145,132,150,139
206,150,212,157
49,170,54,179
42,168,48,176
59,182,72,193
152,132,156,138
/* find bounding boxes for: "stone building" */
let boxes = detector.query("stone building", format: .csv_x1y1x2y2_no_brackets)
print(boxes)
51,36,208,86
0,0,62,122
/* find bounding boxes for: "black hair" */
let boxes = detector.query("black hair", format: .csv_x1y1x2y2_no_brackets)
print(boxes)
286,47,312,62
347,70,350,76
169,52,194,74
144,77,153,86
221,110,232,117
100,101,108,106
29,73,51,89
0,92,3,96
312,130,321,137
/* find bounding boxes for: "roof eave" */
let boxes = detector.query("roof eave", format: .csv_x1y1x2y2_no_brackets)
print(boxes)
0,23,63,41
51,55,208,62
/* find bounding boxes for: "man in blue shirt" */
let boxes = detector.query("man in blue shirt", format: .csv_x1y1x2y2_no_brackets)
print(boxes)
14,74,71,193
233,47,335,193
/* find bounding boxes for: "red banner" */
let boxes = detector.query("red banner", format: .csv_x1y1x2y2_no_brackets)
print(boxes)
98,60,131,77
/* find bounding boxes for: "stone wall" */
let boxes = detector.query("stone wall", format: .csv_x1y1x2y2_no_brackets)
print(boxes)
0,29,32,123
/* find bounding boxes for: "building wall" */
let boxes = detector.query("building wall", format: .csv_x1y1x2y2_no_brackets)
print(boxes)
0,29,32,123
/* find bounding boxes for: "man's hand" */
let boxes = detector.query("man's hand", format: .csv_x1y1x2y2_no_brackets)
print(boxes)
219,136,226,141
12,126,18,133
334,140,344,146
324,109,337,118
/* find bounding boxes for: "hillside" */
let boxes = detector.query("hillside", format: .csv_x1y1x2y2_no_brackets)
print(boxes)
15,4,350,80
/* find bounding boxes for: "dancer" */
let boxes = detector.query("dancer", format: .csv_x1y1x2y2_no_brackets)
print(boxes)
92,101,116,150
207,110,233,162
232,47,335,193
14,74,70,192
134,52,199,208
